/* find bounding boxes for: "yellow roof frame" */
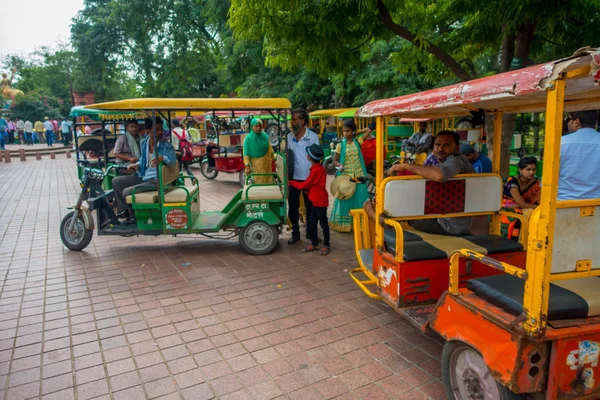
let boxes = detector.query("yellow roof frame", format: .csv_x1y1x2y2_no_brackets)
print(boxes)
309,108,356,118
84,98,292,112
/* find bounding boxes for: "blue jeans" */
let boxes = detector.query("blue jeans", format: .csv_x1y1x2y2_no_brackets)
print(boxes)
46,130,54,146
0,131,5,149
25,132,33,145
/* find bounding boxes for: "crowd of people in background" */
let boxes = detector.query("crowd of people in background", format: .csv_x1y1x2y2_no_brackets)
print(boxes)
0,115,73,150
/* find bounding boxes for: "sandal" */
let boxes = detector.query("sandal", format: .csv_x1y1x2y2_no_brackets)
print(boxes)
319,246,330,255
303,244,319,252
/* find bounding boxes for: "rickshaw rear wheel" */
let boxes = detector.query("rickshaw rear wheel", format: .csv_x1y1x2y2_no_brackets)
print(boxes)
200,159,218,179
442,341,522,400
239,221,279,255
60,211,93,251
239,170,246,187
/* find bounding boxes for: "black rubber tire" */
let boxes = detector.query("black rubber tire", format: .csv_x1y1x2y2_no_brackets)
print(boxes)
239,222,279,255
60,211,93,251
200,159,218,179
442,341,522,400
323,158,335,175
239,170,246,187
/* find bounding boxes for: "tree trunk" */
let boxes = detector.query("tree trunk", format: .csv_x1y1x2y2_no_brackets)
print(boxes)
376,0,472,82
533,113,540,152
487,31,515,170
490,23,536,177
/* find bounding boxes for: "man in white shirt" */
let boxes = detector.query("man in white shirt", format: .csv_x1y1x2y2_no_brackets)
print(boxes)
15,118,25,145
558,110,600,200
60,118,72,146
287,109,320,244
43,117,55,146
24,120,33,145
171,118,194,176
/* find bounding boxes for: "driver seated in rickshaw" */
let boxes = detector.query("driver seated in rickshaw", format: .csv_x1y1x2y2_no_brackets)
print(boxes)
365,130,475,236
113,119,141,165
403,121,433,155
112,117,176,220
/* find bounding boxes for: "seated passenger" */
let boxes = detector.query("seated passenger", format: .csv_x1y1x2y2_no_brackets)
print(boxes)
112,117,176,220
367,130,475,236
113,119,141,165
460,143,492,173
501,156,540,239
558,110,600,200
403,121,433,154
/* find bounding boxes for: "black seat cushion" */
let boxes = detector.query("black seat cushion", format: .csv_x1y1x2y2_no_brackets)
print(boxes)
467,274,589,320
463,235,523,254
384,226,422,254
384,225,524,262
403,241,449,262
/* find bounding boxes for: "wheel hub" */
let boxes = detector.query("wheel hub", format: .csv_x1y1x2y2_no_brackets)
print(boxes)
462,370,484,399
449,345,501,400
65,218,85,244
244,223,273,250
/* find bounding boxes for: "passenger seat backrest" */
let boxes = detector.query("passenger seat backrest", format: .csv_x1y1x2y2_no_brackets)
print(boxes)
551,206,600,273
276,154,285,183
162,161,180,186
383,175,502,218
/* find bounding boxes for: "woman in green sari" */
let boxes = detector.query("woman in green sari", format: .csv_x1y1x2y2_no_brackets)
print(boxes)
243,118,274,184
330,119,371,232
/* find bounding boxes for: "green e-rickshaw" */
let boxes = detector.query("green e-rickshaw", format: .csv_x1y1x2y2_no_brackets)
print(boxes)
61,98,291,255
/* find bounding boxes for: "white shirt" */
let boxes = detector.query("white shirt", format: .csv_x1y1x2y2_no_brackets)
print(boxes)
171,127,191,150
287,128,320,180
558,127,600,200
60,120,72,133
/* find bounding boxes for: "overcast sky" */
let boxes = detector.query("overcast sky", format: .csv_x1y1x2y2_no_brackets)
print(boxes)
0,0,85,56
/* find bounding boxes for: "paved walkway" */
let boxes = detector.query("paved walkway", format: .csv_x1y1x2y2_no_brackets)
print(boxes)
0,158,445,400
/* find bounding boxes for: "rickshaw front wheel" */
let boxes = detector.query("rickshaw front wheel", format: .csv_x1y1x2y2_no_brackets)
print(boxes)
239,221,279,255
239,170,246,187
60,211,93,251
442,341,522,400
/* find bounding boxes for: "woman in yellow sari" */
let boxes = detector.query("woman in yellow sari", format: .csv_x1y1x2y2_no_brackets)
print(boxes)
243,118,274,184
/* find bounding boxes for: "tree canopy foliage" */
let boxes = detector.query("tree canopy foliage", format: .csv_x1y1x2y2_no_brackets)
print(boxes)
3,0,599,171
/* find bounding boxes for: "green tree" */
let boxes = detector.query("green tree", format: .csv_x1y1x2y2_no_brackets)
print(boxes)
10,91,62,122
229,0,600,174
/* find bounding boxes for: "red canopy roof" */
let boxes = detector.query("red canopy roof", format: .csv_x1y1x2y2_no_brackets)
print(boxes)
357,48,600,118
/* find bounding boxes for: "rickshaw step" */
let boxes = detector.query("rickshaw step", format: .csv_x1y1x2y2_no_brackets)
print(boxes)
102,225,140,235
400,305,435,332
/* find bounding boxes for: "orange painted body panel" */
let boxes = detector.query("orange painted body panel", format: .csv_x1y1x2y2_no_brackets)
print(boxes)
430,292,548,393
546,332,600,399
374,249,526,308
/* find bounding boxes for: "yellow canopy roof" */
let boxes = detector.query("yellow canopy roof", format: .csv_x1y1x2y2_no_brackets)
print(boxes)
84,98,292,112
309,108,356,118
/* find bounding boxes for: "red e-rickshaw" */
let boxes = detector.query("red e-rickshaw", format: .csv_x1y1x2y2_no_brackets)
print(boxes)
351,48,600,399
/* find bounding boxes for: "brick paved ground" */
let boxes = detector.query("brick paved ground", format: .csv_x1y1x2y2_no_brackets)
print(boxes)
0,157,446,400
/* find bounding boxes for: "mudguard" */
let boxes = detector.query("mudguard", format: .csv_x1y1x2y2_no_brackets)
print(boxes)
80,207,95,230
